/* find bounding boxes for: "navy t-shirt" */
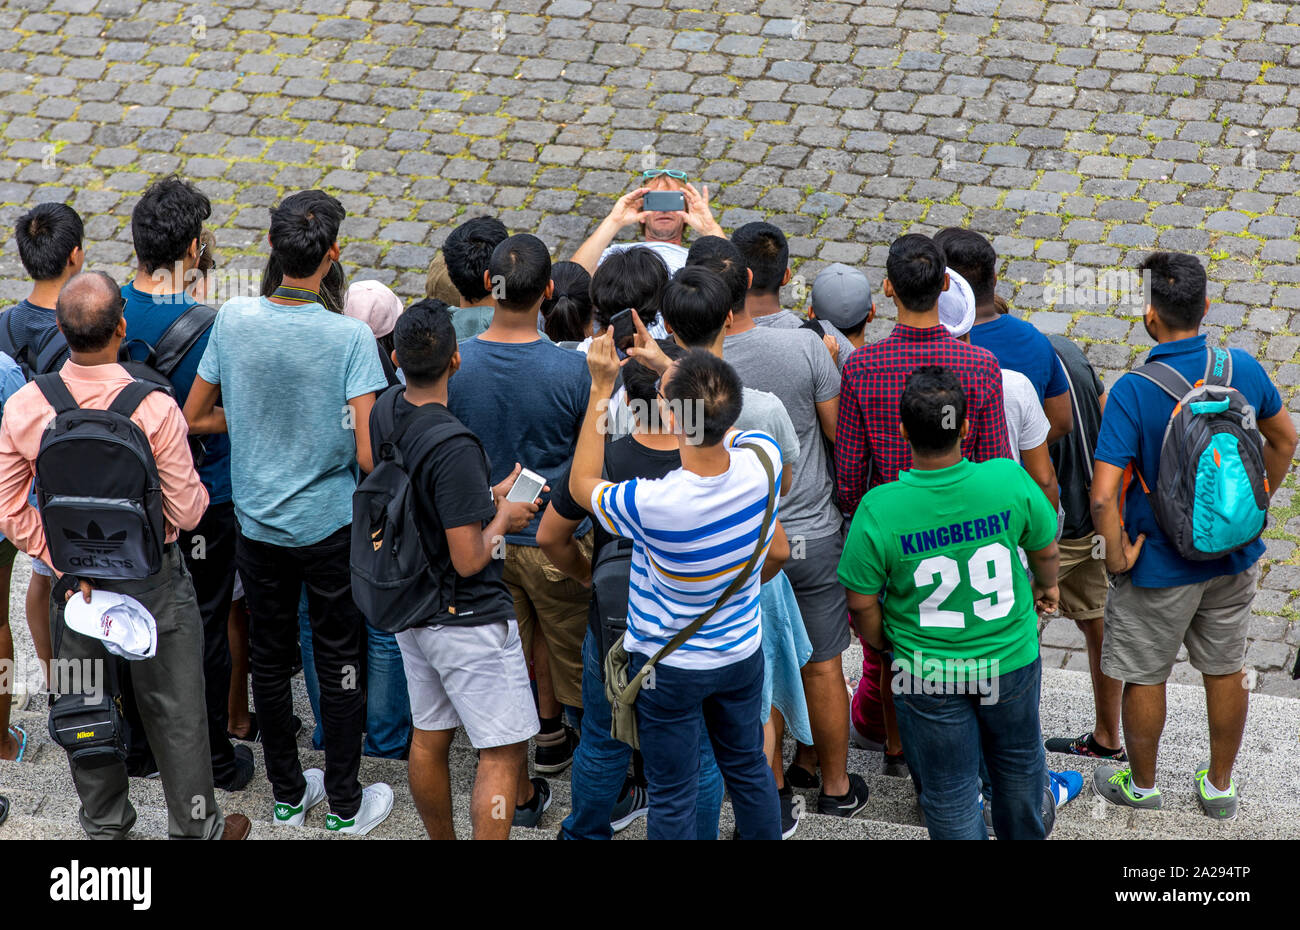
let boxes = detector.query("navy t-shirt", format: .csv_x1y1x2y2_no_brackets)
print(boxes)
970,314,1068,403
1094,334,1282,588
447,336,590,545
121,283,232,504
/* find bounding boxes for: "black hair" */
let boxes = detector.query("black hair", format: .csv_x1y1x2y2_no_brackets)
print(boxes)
267,190,345,279
660,265,732,348
685,236,748,313
320,261,346,313
1139,251,1207,331
932,227,996,305
394,298,457,387
15,202,83,281
131,175,212,274
589,246,668,330
623,342,684,410
731,222,789,296
664,349,744,447
487,233,551,312
541,260,593,342
886,234,947,313
56,271,123,352
442,216,509,303
900,365,967,456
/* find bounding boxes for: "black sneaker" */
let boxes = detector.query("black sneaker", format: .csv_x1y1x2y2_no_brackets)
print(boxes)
1045,731,1127,761
817,773,870,818
215,744,256,792
883,751,909,778
534,725,579,774
513,776,552,828
779,786,800,839
784,761,820,790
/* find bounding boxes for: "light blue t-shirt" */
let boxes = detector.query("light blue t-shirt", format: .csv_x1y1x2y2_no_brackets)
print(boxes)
196,296,388,548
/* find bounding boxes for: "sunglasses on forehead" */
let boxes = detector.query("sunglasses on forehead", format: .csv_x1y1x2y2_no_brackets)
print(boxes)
641,169,688,180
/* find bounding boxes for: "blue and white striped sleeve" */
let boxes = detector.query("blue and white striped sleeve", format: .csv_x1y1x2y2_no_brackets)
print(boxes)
589,478,642,541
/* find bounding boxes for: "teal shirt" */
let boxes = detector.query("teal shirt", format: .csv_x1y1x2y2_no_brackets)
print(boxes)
196,296,388,547
450,305,494,342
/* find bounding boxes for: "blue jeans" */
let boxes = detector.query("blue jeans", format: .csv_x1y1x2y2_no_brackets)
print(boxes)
562,630,722,840
893,656,1047,840
300,587,412,758
630,645,779,840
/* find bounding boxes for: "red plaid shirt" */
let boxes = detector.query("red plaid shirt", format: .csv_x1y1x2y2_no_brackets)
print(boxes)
835,323,1012,514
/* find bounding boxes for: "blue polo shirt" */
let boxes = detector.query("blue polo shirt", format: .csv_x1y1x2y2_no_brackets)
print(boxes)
121,283,232,505
970,314,1068,403
1094,334,1282,588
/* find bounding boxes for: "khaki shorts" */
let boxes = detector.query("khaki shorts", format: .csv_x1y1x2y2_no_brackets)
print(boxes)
1056,535,1107,622
1100,565,1257,686
502,542,589,708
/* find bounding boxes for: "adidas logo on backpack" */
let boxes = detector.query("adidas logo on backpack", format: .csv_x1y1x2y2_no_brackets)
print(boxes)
1131,346,1270,561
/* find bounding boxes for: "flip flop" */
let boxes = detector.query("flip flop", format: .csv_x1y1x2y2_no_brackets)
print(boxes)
5,724,27,762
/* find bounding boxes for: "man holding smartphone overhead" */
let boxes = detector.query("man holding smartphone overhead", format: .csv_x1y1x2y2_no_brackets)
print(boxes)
571,168,726,281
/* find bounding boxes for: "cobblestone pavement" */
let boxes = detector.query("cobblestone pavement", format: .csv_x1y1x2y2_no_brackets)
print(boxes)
0,0,1297,692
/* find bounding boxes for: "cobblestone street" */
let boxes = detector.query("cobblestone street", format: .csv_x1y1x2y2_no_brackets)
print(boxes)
1,0,1298,691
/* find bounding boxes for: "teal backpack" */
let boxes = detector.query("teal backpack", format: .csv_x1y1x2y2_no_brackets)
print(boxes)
1131,346,1269,561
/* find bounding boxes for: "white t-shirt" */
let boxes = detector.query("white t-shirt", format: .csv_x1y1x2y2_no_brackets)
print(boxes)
598,240,688,277
1002,368,1050,465
590,429,781,670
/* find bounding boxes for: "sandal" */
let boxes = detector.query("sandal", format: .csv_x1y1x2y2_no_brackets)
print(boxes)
3,724,27,763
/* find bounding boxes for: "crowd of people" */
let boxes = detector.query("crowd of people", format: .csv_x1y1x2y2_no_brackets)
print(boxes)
0,165,1292,841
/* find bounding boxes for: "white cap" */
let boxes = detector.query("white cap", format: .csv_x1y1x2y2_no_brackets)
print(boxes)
938,267,976,338
64,590,158,661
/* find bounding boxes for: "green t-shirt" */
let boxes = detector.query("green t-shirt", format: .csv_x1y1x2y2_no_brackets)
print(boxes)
838,457,1057,684
451,305,494,342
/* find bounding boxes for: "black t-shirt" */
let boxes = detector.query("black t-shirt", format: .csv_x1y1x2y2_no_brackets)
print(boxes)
1048,335,1104,540
549,434,682,557
391,394,513,627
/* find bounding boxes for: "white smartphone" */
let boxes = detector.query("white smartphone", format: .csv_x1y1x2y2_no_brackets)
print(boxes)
505,468,546,503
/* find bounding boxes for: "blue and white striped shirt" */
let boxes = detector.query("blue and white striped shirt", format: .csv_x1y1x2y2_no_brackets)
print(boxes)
590,429,782,670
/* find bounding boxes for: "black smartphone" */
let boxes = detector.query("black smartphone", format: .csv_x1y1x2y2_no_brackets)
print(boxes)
610,308,637,354
643,190,685,213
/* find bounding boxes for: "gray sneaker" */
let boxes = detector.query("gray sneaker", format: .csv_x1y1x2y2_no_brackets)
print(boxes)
1193,762,1238,821
1092,764,1163,810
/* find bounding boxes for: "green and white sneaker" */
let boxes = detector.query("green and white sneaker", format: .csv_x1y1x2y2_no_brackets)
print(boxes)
274,768,326,827
326,783,394,836
1092,765,1163,810
1193,763,1238,821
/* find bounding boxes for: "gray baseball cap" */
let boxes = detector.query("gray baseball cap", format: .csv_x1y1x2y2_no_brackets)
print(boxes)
811,263,873,330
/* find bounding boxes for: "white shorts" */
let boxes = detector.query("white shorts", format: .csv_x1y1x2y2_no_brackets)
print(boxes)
395,618,539,749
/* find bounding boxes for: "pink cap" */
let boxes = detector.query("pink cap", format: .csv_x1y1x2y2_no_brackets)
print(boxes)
344,280,403,338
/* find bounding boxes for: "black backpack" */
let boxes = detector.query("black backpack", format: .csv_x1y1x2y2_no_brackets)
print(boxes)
3,311,69,379
34,374,169,580
590,536,634,667
120,303,217,468
350,386,484,633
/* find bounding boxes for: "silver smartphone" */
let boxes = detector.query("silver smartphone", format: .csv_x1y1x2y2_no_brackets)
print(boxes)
505,468,546,503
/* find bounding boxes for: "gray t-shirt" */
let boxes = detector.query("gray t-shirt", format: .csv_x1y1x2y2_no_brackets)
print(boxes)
723,325,840,540
754,309,856,373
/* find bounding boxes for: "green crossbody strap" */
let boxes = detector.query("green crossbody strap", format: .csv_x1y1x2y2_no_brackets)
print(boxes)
614,441,778,701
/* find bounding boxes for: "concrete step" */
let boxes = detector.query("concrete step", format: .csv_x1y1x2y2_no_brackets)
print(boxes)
4,656,1297,839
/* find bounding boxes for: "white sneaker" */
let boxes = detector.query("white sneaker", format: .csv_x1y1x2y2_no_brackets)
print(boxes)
326,782,394,836
273,768,326,827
